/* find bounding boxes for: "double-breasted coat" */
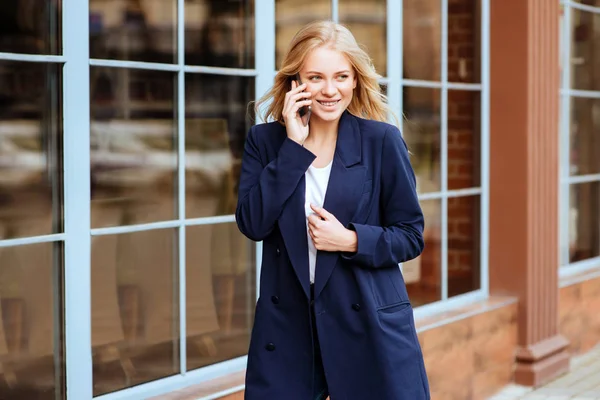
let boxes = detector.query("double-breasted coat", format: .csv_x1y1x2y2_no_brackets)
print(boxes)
235,111,430,399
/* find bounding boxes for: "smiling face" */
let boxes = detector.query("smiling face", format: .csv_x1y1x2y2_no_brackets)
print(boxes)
299,46,357,125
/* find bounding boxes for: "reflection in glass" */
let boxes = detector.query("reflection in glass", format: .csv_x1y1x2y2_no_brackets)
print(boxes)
403,0,441,82
447,90,481,190
275,0,331,69
0,0,61,54
0,62,63,240
570,98,600,176
186,223,256,371
0,242,64,399
569,182,600,263
447,0,481,83
339,0,387,76
185,0,255,68
571,9,600,91
91,228,178,396
185,74,254,218
447,195,481,297
405,200,441,306
89,0,176,63
402,87,441,193
90,67,177,228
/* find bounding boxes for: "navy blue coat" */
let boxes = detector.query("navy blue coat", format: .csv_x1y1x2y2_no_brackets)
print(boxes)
236,111,430,399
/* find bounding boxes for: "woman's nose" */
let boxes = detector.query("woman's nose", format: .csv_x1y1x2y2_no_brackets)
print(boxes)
321,81,337,96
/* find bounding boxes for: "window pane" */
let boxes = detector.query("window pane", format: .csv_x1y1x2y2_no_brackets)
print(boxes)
571,9,600,91
403,87,441,193
275,0,331,69
339,0,387,76
185,74,254,218
0,0,61,54
186,222,256,370
403,0,441,82
90,68,177,228
91,228,178,396
447,195,481,297
0,62,63,240
569,182,600,263
448,0,481,83
448,90,481,190
90,0,176,63
185,0,255,68
570,97,600,176
0,242,64,399
406,199,441,307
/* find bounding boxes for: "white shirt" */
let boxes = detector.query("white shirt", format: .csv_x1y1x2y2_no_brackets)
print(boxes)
304,160,333,284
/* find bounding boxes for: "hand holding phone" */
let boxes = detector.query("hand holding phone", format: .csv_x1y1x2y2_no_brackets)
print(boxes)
282,74,312,145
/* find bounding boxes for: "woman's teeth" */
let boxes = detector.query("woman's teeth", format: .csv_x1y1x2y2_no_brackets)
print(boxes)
319,100,339,106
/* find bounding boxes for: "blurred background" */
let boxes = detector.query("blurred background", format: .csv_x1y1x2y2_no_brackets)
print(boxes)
0,0,597,399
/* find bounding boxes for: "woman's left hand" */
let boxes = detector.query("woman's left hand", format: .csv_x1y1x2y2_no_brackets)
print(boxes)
308,204,358,253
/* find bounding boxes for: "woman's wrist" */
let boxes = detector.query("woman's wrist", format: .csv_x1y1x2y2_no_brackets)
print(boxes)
342,229,358,253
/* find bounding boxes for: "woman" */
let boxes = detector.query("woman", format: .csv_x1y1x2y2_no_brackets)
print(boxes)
236,21,430,400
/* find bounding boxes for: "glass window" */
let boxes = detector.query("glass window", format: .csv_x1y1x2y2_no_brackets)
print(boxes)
339,0,387,76
275,0,332,69
403,0,441,82
569,182,600,263
92,229,178,396
90,67,177,228
184,74,255,219
570,8,600,92
403,88,441,194
447,90,481,190
0,242,65,399
186,222,256,371
185,0,255,68
90,0,176,63
0,0,61,54
0,62,63,240
570,98,600,176
402,0,483,302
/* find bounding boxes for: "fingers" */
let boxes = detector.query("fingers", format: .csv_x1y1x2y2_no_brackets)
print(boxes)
310,204,332,221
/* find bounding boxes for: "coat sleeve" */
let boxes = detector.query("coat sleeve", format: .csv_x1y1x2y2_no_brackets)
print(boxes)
235,126,316,241
341,125,425,268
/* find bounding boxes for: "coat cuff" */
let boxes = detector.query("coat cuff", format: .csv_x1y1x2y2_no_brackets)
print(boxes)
341,222,379,265
278,137,316,168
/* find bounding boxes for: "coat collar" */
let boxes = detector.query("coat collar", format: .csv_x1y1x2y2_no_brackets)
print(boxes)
278,111,366,301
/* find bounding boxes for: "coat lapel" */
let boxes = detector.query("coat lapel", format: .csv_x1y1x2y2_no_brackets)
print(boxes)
278,175,311,300
314,112,366,300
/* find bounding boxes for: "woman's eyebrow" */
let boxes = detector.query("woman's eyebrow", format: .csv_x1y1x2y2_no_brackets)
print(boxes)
305,70,351,74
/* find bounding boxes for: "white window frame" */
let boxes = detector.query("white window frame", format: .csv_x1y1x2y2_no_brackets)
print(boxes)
559,0,600,278
0,0,489,398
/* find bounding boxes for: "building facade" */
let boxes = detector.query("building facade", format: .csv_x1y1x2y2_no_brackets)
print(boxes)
0,0,597,399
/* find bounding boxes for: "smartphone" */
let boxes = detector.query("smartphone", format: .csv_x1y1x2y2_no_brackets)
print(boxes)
294,73,311,126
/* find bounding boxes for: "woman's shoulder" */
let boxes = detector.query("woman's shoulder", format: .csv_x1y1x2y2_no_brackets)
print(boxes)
247,120,287,145
352,114,403,141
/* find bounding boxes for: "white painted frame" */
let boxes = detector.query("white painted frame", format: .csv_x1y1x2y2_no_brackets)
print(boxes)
559,0,600,278
0,0,489,398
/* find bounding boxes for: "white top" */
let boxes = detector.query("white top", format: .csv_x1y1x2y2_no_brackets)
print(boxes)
305,160,333,284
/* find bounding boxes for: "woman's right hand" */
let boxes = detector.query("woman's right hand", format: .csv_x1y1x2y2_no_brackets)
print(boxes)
282,80,312,145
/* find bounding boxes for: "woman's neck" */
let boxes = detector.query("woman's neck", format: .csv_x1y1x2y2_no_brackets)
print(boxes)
306,118,339,146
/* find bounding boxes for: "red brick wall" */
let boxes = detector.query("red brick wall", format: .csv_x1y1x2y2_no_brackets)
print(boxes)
447,0,481,296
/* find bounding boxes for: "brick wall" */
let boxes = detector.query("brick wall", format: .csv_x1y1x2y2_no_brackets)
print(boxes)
447,0,481,296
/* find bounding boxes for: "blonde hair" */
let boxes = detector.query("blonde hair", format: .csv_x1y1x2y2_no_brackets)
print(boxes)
254,20,398,126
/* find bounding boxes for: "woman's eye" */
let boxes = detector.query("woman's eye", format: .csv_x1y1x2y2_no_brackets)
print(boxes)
337,75,349,81
308,76,320,81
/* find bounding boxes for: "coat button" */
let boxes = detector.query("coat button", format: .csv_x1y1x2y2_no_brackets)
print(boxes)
352,303,361,311
276,247,281,256
265,343,276,351
271,295,279,304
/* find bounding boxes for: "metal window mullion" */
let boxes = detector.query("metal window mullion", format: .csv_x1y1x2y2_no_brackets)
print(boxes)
567,1,600,14
560,4,572,267
565,174,600,185
332,0,339,22
255,0,275,300
0,52,66,63
63,0,92,398
440,0,449,300
562,89,600,99
387,0,403,123
0,234,66,248
177,0,187,376
480,0,491,295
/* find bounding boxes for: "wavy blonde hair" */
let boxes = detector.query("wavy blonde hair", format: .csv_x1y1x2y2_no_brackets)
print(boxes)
254,20,398,126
